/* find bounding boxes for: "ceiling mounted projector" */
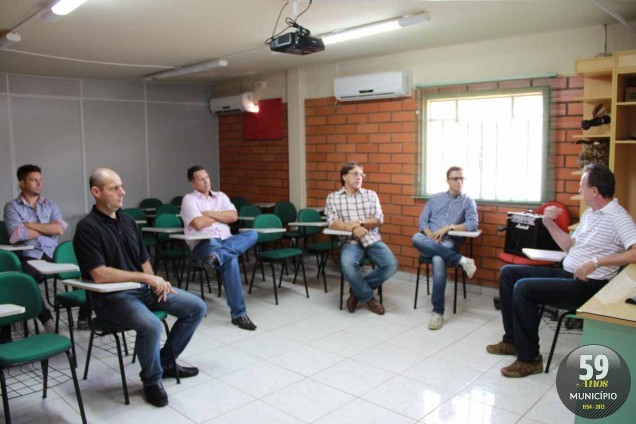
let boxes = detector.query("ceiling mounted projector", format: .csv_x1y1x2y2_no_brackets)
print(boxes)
269,30,325,55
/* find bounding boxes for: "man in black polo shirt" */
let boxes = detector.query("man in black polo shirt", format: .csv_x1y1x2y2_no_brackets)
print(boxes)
73,168,206,407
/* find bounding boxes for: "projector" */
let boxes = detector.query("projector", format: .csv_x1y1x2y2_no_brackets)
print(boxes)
269,31,325,55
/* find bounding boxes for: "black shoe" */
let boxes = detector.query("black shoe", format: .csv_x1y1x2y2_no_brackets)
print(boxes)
231,315,257,330
162,364,199,379
143,383,168,407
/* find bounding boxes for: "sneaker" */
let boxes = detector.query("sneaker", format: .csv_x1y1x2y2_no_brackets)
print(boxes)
77,319,90,331
366,297,385,315
486,341,517,355
461,258,477,279
428,312,444,330
501,355,543,378
43,319,56,334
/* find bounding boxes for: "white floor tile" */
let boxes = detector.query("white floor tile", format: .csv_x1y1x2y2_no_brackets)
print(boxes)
169,379,254,422
402,356,483,394
312,358,396,396
204,400,304,424
315,398,417,424
220,361,303,397
420,396,520,424
353,341,427,374
268,344,346,376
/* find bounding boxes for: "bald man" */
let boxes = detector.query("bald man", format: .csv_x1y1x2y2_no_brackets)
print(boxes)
73,168,206,407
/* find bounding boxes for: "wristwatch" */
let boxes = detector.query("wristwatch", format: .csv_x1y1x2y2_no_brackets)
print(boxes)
358,219,364,227
592,257,599,269
450,224,455,231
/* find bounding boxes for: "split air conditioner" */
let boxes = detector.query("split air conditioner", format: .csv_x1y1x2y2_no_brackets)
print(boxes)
334,71,412,102
209,92,259,115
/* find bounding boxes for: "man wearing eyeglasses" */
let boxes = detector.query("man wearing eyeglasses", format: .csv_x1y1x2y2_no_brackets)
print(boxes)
326,161,399,315
412,166,479,330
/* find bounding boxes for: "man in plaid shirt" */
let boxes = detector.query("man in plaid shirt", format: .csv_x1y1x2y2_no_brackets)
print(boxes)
326,162,398,315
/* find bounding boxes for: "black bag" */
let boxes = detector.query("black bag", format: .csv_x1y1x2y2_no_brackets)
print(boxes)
503,212,559,255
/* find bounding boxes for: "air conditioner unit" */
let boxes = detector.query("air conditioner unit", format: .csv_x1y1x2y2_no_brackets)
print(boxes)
209,92,259,115
334,71,412,102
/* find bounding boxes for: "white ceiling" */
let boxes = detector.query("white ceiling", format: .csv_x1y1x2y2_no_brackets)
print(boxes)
1,0,635,83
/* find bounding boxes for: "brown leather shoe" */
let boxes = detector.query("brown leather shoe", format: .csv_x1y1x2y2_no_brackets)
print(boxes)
366,297,385,315
346,289,358,313
486,341,517,356
501,355,543,378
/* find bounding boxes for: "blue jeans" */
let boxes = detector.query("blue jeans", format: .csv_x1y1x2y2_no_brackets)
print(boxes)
191,230,257,319
499,265,607,361
412,233,463,315
340,241,399,302
93,285,206,387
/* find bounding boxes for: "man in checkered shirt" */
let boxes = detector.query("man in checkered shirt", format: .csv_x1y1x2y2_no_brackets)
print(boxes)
326,162,399,315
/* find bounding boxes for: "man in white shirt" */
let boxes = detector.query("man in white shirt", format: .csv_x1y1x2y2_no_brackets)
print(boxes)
487,164,636,377
180,166,258,330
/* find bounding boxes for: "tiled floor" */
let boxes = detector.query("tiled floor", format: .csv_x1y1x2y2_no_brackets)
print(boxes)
4,261,580,423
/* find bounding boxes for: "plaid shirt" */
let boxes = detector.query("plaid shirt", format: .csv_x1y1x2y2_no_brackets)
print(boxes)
325,187,383,247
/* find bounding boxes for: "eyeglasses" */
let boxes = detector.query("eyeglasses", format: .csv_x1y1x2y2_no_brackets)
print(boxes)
448,177,465,182
347,172,366,178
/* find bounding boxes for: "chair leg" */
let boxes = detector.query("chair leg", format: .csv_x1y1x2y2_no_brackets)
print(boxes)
271,263,279,305
426,263,430,295
462,269,467,299
414,261,422,309
319,252,329,293
112,333,130,405
161,320,180,385
339,270,345,310
41,359,48,398
546,310,575,373
66,307,77,368
83,331,95,380
249,259,259,294
0,369,12,424
453,267,459,314
292,256,309,298
378,285,383,304
66,351,88,424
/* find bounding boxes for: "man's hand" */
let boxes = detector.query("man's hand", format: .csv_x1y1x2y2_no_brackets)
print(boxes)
574,261,595,281
146,275,177,302
542,206,562,223
429,226,449,243
352,225,368,238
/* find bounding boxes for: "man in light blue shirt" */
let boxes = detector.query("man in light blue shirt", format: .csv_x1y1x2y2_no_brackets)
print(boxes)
3,164,67,333
412,166,479,330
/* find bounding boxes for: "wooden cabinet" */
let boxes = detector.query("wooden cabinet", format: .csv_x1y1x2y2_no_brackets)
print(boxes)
611,50,636,216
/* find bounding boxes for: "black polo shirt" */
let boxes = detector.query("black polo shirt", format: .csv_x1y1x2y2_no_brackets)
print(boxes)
73,206,150,280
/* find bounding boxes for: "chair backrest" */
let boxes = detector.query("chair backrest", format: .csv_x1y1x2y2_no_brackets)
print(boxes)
298,209,322,237
0,250,22,272
155,213,183,242
139,197,163,209
239,205,262,229
253,214,283,244
122,207,146,221
0,220,9,244
231,196,249,212
536,201,571,233
170,196,183,206
156,204,180,215
274,201,297,226
0,272,42,327
53,240,81,280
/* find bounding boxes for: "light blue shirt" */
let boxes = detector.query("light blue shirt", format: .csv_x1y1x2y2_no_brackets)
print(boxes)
3,195,67,259
418,191,478,244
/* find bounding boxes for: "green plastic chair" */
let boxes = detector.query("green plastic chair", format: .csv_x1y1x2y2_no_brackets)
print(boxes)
153,213,188,284
170,196,183,206
238,205,261,229
230,196,249,213
298,209,339,293
52,241,85,366
0,221,9,245
0,250,21,273
274,201,300,245
156,204,180,215
139,198,163,209
0,272,87,423
248,214,307,305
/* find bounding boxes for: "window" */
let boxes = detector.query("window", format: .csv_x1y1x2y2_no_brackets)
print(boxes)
420,87,551,203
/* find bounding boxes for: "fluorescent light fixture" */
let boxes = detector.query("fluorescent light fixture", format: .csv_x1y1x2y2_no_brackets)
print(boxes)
143,59,229,81
321,12,430,45
0,31,21,50
41,0,88,22
51,0,88,16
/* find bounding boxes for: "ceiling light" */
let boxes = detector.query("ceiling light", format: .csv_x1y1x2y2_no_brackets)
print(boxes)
143,59,229,81
321,12,430,46
0,31,21,50
41,0,89,22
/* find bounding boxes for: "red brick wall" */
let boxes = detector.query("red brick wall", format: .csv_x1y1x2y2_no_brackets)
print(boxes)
218,103,290,203
305,76,584,288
